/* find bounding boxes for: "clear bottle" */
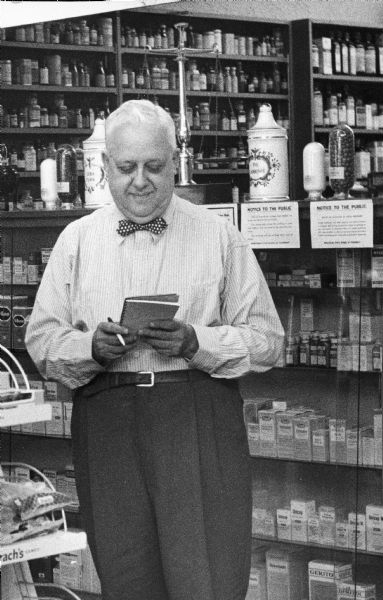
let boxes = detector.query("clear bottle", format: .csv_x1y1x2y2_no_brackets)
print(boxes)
355,31,366,75
259,72,268,94
365,33,377,75
312,40,319,73
231,66,238,93
341,32,349,74
332,31,342,74
56,144,78,209
348,32,357,75
220,109,230,131
71,61,79,87
216,66,224,92
230,111,238,131
285,335,298,367
273,63,281,93
199,67,207,91
329,122,355,198
237,101,246,131
299,334,310,366
246,107,256,129
224,66,232,93
313,85,324,126
29,95,41,129
190,61,200,91
95,61,106,88
345,88,356,127
193,105,200,130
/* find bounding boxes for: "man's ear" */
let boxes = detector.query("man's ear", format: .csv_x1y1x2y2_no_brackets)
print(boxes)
172,149,179,174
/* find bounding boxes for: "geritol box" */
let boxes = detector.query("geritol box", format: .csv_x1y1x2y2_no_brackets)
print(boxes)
308,561,352,600
336,581,376,600
266,548,307,600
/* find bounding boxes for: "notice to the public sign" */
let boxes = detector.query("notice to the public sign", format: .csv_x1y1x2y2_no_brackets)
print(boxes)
310,199,373,249
240,202,300,248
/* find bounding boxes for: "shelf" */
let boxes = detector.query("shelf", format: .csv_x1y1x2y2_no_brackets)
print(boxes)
251,454,381,471
0,128,92,136
120,47,288,63
0,400,51,428
1,85,118,94
315,127,383,135
0,208,93,228
0,530,87,566
189,130,249,136
17,172,84,179
313,73,383,84
253,535,383,557
122,88,288,100
193,168,249,174
0,40,116,53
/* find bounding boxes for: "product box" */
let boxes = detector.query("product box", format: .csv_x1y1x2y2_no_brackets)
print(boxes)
308,561,353,600
336,249,363,288
243,396,273,427
319,505,338,546
308,513,321,544
12,256,27,284
361,427,375,466
277,507,292,541
2,257,12,284
335,521,349,548
63,401,73,438
314,38,333,75
276,409,303,459
258,408,280,457
45,400,64,436
291,498,316,542
349,313,376,343
312,428,330,462
12,306,33,349
54,549,82,590
247,422,260,456
374,409,382,466
346,427,359,465
42,468,58,489
245,563,267,600
264,510,276,538
65,464,79,510
365,504,383,553
0,295,28,347
252,506,267,537
348,512,366,550
266,548,307,600
336,581,376,600
371,246,383,288
329,419,347,463
293,414,326,461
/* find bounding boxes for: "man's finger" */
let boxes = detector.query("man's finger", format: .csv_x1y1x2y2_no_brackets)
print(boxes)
147,319,179,331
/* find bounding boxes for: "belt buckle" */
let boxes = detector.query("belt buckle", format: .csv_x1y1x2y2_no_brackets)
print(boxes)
136,371,155,387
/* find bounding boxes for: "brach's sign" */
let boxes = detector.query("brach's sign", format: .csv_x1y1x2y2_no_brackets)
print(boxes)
248,103,289,201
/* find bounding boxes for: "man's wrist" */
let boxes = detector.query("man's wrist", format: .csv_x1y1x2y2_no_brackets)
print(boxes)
183,324,199,360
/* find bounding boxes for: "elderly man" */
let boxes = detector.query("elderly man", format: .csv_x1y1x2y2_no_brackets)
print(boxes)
26,99,284,600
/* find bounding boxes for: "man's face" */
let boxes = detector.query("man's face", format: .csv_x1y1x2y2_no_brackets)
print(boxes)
104,121,177,223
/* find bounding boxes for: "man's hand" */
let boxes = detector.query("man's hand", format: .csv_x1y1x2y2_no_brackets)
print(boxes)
92,321,137,366
139,319,199,359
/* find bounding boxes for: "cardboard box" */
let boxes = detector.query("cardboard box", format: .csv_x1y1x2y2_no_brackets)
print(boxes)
366,504,383,553
245,563,267,600
293,414,326,461
291,498,316,542
247,422,260,456
276,410,302,459
335,521,349,548
329,419,347,463
319,505,337,546
312,428,329,462
373,410,382,466
258,408,280,457
308,561,352,600
277,507,292,541
266,548,307,600
0,295,28,347
336,581,376,600
348,512,366,550
12,306,33,349
308,513,320,544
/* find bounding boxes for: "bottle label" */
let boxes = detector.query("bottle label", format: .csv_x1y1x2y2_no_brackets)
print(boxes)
57,181,70,193
329,166,345,179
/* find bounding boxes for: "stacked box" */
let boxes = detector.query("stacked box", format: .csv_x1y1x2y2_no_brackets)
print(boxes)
329,419,347,463
361,428,375,466
247,422,260,455
314,37,332,75
308,561,353,600
308,513,321,544
348,512,366,550
245,563,267,600
277,507,292,541
336,582,376,600
319,506,337,546
258,408,280,457
346,427,359,465
53,548,82,590
335,521,349,549
276,410,300,459
293,414,326,461
65,464,79,510
243,397,274,427
312,428,329,462
365,504,383,553
264,510,276,539
63,400,73,437
373,410,382,466
252,506,267,537
266,548,306,600
291,499,316,542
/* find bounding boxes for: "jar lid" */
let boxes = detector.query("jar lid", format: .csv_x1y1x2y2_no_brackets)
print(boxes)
248,103,286,136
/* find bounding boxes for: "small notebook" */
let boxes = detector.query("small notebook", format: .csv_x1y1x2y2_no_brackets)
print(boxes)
120,294,180,333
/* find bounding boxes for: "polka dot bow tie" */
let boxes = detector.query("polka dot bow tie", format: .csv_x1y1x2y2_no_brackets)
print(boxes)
116,216,168,237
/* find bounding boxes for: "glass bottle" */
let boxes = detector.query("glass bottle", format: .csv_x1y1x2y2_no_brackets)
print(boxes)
161,24,168,49
71,61,79,87
347,32,357,75
246,107,256,129
238,62,247,93
340,32,349,74
377,31,383,75
332,31,342,74
259,72,268,94
160,60,169,90
216,66,224,92
230,66,238,93
273,63,281,93
190,61,200,91
224,66,232,93
230,110,238,131
237,101,246,131
345,88,356,127
365,33,377,75
313,85,324,126
56,144,78,209
221,109,230,131
312,40,319,73
199,67,207,91
151,61,161,89
136,67,145,89
78,62,86,87
39,60,49,85
193,105,200,130
95,61,106,88
355,31,366,75
329,122,355,198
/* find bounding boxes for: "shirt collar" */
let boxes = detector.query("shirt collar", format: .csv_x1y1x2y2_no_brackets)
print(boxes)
112,194,177,245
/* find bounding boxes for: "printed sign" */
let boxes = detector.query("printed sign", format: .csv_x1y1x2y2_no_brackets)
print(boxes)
204,203,238,227
310,199,373,248
240,201,300,248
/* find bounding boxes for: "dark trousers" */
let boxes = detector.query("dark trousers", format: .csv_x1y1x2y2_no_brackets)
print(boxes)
71,374,252,600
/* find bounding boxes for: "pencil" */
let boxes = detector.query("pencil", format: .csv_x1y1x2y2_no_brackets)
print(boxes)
107,317,126,347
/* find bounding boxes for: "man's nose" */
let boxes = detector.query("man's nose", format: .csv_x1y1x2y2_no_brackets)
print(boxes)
132,167,147,189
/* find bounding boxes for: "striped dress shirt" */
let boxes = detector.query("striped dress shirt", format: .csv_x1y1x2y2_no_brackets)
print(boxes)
25,194,285,389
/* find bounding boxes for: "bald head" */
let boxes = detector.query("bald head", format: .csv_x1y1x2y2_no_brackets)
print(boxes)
105,99,177,155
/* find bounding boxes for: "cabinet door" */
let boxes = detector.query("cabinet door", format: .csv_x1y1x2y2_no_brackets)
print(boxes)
241,231,383,598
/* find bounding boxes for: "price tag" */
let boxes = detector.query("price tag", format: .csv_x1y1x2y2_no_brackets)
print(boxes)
56,181,70,193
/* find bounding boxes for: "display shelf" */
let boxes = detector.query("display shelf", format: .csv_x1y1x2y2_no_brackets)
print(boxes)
17,172,85,179
0,208,92,228
0,40,116,53
121,88,288,100
1,84,118,94
193,168,248,175
313,73,383,84
0,530,87,566
120,47,288,63
253,535,383,558
0,400,51,428
251,454,381,471
0,128,92,136
315,127,383,136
